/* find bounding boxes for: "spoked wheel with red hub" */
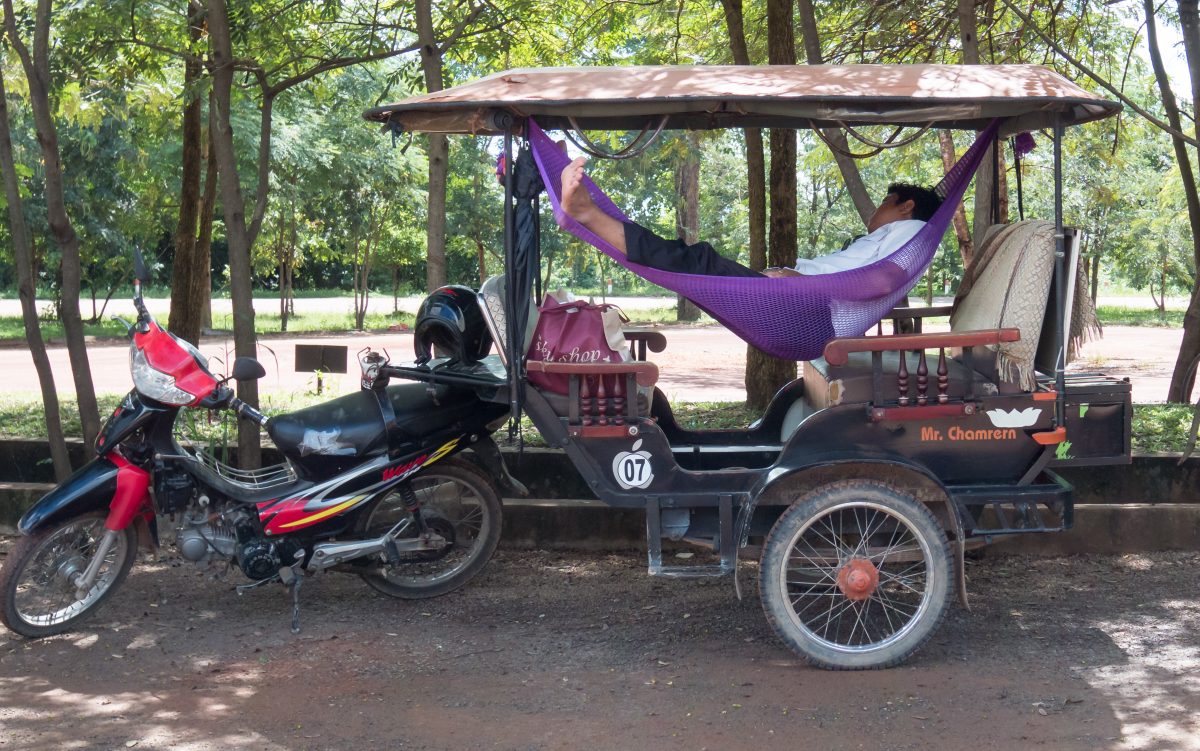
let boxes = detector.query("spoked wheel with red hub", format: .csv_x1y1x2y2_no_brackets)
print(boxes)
760,481,951,670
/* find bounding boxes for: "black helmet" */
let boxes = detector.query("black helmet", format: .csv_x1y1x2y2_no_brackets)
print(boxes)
414,285,492,365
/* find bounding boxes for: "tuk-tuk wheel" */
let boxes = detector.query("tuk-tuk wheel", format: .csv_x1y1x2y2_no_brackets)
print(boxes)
759,480,951,670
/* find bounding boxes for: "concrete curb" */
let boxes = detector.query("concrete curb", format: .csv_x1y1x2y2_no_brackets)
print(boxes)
4,439,1198,553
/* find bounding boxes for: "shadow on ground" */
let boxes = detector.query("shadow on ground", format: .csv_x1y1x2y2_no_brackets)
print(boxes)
1,549,1196,750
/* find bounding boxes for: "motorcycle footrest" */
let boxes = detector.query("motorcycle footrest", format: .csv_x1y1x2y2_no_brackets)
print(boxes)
382,538,402,565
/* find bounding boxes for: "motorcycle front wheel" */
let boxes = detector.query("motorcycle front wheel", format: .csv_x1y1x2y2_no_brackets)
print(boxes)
355,456,502,600
0,512,137,638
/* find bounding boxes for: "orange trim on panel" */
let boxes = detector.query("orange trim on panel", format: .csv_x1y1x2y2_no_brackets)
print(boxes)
1031,427,1067,445
1032,391,1058,402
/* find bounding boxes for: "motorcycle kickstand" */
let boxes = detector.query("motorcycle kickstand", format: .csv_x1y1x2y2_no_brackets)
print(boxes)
277,550,306,635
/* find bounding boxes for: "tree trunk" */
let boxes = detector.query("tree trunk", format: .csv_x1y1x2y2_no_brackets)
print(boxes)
938,130,974,264
207,0,261,466
719,0,767,271
4,0,101,456
1160,259,1168,314
675,132,702,322
416,0,448,292
167,5,206,344
0,65,70,480
957,0,997,244
1148,0,1200,401
276,207,288,332
198,126,217,333
746,0,799,410
1090,253,1099,304
796,0,874,224
475,238,487,286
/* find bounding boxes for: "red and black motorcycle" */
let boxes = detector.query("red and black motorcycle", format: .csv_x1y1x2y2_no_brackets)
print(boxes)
0,264,523,637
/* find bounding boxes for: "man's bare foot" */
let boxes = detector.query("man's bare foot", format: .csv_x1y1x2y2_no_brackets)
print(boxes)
558,155,629,254
561,157,601,225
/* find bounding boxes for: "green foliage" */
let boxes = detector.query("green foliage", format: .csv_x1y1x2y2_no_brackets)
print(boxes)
1132,404,1197,454
0,0,1194,312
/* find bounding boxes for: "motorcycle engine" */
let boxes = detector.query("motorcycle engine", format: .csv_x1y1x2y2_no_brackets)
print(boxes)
237,539,281,581
236,535,303,582
175,504,303,581
177,507,241,563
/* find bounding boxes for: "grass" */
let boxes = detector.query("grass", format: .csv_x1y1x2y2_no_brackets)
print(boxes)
3,395,1190,456
1131,403,1197,454
2,310,417,342
1095,306,1185,328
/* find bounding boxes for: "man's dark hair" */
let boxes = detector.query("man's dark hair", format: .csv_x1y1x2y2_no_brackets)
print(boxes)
887,182,942,222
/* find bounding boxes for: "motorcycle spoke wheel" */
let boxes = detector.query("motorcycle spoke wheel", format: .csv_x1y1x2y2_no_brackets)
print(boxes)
759,481,951,670
356,457,501,600
0,513,137,638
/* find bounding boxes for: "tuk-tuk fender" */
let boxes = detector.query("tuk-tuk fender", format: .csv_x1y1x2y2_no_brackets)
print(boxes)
762,451,959,529
18,458,119,535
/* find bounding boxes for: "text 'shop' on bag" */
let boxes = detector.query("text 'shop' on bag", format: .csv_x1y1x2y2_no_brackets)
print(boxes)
526,295,629,394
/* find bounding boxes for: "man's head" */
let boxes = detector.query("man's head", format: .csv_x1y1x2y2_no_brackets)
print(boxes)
867,183,942,232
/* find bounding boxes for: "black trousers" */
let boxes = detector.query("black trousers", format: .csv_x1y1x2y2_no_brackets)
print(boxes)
624,222,764,278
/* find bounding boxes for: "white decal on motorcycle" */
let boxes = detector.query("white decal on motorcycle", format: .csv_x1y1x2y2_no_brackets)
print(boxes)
612,439,654,490
297,428,356,456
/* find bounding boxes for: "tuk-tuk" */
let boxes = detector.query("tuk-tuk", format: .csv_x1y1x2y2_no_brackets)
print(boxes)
363,64,1129,669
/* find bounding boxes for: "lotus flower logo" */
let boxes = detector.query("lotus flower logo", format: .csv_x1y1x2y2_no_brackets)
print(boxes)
984,408,1042,428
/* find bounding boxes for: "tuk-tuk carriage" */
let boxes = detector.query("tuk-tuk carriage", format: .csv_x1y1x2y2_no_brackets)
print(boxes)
363,65,1131,669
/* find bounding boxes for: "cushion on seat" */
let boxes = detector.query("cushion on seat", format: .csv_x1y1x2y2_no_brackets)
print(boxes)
949,220,1056,390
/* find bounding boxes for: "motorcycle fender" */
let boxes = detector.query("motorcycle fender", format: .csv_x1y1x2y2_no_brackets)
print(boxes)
17,455,152,535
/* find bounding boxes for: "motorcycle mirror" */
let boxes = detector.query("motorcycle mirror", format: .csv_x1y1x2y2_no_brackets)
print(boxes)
231,357,266,382
132,248,149,283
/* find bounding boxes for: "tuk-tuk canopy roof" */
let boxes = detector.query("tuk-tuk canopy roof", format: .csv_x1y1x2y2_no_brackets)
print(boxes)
364,64,1120,136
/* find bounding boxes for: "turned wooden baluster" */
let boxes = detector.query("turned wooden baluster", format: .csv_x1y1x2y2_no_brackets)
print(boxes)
611,374,626,426
937,348,949,404
916,350,929,406
897,351,910,405
595,374,609,426
579,375,593,426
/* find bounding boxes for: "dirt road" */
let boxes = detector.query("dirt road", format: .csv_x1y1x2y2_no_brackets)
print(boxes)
1,547,1197,751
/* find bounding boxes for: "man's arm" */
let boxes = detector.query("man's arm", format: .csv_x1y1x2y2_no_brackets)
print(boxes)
764,267,803,278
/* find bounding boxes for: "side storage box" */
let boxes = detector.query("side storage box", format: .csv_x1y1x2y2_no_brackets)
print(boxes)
1047,373,1131,466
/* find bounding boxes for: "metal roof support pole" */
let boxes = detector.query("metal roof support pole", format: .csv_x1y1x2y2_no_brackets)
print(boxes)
1012,138,1025,221
502,128,520,417
1053,118,1066,427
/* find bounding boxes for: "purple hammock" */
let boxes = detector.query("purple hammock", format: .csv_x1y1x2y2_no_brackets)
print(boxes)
528,118,1001,362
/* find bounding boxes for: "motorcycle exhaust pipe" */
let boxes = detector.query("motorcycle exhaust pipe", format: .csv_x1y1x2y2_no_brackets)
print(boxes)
309,528,446,572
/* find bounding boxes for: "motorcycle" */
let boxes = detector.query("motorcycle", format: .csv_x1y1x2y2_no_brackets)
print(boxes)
0,261,524,637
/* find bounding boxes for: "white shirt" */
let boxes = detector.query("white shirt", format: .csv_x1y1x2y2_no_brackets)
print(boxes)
792,219,926,275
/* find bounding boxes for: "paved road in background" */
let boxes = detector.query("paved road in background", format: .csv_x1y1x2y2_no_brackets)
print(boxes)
0,296,1183,403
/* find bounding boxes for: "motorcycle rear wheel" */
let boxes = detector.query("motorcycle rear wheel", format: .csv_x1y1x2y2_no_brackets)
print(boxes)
0,512,137,638
356,456,501,600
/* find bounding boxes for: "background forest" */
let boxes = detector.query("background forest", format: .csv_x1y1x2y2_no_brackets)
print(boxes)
3,0,1200,468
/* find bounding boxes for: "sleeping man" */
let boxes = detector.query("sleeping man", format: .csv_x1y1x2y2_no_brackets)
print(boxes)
559,155,942,278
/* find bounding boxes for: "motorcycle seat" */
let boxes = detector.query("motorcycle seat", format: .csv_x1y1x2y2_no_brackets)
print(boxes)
267,391,387,464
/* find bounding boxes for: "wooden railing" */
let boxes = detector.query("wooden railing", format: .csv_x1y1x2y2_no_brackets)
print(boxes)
823,328,1021,417
524,360,660,438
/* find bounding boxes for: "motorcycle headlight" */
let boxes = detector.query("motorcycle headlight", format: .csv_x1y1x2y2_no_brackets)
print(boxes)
130,345,196,406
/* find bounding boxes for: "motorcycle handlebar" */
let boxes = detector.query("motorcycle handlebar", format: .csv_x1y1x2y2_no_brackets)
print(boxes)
228,397,270,427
